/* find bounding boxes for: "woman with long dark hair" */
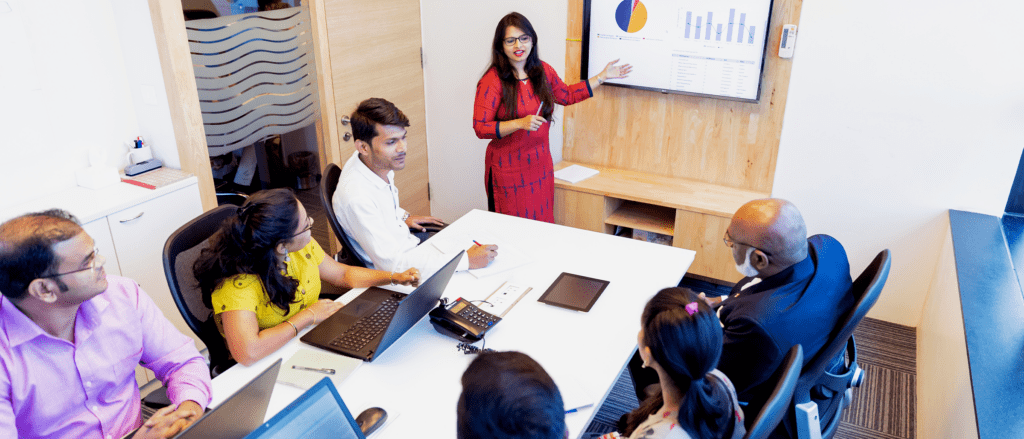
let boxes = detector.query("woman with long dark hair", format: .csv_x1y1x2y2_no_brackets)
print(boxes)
473,12,630,223
606,288,746,439
193,189,420,365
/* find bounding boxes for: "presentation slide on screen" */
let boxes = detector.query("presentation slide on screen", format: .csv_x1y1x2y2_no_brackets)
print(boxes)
587,0,771,101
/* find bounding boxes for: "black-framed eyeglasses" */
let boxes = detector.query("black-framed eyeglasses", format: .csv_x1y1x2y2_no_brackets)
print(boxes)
39,247,103,278
290,216,313,238
503,35,532,46
723,231,772,256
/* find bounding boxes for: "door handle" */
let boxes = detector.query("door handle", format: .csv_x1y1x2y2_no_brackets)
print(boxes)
119,212,144,223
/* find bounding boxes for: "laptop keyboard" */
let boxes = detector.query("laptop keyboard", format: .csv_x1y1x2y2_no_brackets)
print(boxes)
329,295,403,351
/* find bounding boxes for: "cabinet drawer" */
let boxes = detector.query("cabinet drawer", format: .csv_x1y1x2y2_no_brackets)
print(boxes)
82,218,121,277
107,184,204,349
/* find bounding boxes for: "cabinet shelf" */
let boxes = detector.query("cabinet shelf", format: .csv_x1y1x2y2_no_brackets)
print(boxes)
605,201,675,236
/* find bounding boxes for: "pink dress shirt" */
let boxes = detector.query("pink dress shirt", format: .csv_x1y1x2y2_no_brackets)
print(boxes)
0,275,212,439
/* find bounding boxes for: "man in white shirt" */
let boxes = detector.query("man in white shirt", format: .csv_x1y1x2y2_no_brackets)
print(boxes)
332,98,496,275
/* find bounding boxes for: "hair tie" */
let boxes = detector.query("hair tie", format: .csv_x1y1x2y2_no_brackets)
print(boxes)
685,302,699,316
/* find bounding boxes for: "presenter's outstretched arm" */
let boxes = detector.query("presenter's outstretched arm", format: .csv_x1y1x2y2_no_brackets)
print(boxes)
588,59,632,90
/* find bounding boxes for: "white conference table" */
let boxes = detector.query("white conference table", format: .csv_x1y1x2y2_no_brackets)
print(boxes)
210,209,695,439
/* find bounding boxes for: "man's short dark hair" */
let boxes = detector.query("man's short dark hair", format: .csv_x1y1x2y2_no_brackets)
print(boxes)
0,210,83,299
457,351,565,439
350,98,410,145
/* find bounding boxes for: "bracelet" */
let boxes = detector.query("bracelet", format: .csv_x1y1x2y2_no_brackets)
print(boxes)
390,271,396,286
284,319,298,336
306,308,319,325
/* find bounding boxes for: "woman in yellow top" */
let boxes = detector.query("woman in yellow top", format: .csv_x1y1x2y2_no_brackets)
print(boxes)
194,188,420,366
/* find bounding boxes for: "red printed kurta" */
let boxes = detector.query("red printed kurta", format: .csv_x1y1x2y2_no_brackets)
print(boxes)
473,61,593,223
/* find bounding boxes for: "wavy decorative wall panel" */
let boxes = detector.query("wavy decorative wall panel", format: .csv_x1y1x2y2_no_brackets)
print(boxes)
187,7,319,156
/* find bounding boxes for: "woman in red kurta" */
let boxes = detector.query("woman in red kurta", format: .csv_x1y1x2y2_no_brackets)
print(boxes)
473,12,630,223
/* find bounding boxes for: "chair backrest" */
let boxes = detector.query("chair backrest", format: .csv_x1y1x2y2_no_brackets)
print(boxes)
785,249,891,439
798,249,890,390
745,345,803,439
319,163,368,268
163,204,237,373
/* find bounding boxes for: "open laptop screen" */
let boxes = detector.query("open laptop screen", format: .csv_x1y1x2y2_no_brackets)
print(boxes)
244,377,365,439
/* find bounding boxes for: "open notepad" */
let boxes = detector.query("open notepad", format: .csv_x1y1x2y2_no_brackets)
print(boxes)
431,231,533,279
278,348,362,390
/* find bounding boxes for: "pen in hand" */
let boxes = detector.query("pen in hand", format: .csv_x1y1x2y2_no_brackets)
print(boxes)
473,240,482,246
292,365,335,375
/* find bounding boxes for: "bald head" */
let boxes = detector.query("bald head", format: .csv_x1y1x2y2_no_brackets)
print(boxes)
727,199,808,274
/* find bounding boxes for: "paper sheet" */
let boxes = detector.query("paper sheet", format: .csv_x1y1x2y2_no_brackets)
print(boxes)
278,348,362,390
554,165,599,184
431,231,534,279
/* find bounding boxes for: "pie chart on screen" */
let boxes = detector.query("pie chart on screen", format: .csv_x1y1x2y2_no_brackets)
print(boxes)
615,0,648,33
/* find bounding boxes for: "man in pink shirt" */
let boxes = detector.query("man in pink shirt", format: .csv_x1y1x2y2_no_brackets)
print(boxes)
0,210,212,439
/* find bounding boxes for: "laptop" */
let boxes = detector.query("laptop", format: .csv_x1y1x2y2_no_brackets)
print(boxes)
172,359,282,439
244,377,366,439
301,251,464,361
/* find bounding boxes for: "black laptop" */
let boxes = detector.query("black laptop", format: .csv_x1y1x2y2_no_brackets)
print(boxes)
244,377,366,439
301,251,464,361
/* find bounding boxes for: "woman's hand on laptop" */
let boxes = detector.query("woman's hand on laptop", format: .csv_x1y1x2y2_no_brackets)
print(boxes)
135,400,203,439
308,299,344,324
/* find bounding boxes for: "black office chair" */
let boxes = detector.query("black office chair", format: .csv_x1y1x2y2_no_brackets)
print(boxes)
744,345,803,439
786,249,891,439
163,204,238,376
320,163,370,268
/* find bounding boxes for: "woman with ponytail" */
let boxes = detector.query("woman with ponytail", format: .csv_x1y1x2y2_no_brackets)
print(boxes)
605,288,746,439
473,12,630,223
193,189,420,366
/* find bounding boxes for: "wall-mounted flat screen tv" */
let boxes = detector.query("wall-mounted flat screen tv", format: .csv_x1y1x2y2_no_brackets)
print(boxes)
582,0,775,103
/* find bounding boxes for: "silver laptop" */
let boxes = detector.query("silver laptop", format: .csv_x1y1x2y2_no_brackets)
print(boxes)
244,377,366,439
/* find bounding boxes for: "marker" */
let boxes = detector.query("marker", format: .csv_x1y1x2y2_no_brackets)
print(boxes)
292,365,335,375
473,240,483,246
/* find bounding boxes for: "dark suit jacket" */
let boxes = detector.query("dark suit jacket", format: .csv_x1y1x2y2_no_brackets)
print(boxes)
717,234,853,425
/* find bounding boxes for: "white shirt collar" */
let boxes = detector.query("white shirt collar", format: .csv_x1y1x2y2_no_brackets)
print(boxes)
349,150,395,188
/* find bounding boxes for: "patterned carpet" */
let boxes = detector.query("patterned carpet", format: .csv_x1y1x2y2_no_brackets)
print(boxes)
581,277,918,439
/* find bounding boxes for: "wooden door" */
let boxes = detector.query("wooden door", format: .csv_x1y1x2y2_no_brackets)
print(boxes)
321,0,430,216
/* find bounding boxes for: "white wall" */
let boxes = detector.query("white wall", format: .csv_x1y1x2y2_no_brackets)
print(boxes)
917,223,978,439
772,0,1024,326
0,0,180,210
421,0,1024,327
421,1,567,221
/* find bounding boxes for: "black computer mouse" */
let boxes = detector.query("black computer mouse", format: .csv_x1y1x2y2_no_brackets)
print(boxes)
355,407,388,436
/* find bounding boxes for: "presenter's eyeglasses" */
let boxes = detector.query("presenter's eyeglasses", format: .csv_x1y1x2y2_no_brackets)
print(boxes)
503,35,532,46
723,232,773,256
40,247,104,278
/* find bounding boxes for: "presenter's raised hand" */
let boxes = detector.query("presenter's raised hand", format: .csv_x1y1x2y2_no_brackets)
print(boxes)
516,115,547,132
467,244,498,269
599,59,632,82
392,268,421,287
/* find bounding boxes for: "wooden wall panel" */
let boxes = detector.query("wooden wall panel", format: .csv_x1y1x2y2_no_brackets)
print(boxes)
149,0,216,211
674,210,743,283
563,0,802,193
322,0,430,216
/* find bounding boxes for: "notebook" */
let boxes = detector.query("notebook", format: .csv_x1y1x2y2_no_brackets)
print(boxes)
300,251,463,361
244,377,367,439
